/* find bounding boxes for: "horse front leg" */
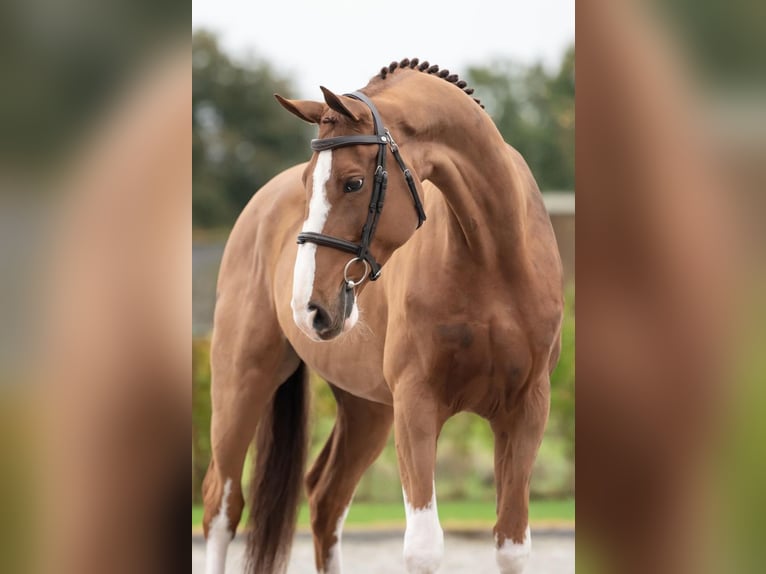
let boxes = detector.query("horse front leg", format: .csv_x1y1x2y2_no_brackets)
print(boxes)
393,382,447,574
490,376,550,574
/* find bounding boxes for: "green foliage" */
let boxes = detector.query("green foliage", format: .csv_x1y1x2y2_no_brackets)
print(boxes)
190,292,575,505
715,314,766,573
192,33,574,229
193,31,312,228
660,0,766,88
192,498,575,529
550,286,575,478
191,339,212,504
467,46,575,191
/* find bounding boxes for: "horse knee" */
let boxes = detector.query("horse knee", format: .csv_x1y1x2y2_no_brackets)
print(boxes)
495,527,531,574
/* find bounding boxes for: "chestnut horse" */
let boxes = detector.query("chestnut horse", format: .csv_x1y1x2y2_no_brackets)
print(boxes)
202,58,563,574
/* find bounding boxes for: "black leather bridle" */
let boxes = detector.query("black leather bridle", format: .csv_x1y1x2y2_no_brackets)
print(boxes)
296,91,426,283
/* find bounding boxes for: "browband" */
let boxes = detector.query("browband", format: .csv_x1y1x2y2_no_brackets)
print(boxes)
311,135,388,151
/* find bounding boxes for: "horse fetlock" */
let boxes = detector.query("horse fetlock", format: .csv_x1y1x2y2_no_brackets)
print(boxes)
403,524,444,573
495,527,531,574
308,498,337,537
403,542,444,573
204,479,238,574
319,541,343,574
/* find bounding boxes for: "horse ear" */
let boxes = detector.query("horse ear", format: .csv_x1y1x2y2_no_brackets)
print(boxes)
274,94,324,124
319,86,365,122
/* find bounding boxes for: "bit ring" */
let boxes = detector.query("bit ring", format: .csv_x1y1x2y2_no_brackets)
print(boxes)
343,257,369,287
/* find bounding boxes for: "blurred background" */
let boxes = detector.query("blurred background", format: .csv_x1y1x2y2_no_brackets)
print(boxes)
191,0,576,537
1,0,761,572
575,1,766,573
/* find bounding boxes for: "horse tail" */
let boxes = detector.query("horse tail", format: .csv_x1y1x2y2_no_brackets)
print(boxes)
245,361,309,573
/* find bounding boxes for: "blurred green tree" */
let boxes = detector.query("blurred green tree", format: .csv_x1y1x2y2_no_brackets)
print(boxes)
192,37,574,229
468,45,575,192
193,31,311,228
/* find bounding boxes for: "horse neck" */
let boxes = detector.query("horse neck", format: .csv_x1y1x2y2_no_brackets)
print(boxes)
376,78,528,265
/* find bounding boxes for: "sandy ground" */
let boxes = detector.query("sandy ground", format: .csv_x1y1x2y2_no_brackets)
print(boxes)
192,530,575,573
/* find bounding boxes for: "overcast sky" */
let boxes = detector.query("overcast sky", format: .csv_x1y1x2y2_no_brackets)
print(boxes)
192,0,574,98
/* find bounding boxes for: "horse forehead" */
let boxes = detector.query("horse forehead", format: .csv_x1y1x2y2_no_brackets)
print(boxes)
322,145,374,172
317,118,366,138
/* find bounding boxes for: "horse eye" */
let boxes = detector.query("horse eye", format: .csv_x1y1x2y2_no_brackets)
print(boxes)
344,178,364,193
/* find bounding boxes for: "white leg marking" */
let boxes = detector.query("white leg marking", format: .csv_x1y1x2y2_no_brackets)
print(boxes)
292,150,333,338
402,482,444,574
205,478,233,574
495,526,531,574
321,504,350,574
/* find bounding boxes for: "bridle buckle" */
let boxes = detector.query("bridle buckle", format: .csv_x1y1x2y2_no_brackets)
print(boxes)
385,129,399,153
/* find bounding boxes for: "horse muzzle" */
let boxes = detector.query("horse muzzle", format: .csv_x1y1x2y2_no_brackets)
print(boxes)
294,285,358,341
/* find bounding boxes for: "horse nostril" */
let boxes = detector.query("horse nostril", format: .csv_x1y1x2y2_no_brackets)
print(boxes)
308,302,331,333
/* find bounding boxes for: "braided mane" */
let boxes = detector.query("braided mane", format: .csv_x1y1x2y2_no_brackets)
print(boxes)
373,58,484,109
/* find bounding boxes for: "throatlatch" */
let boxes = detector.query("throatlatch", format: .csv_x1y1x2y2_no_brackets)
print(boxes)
296,91,426,282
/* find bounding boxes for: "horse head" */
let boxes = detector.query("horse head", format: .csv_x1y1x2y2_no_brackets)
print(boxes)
276,87,424,341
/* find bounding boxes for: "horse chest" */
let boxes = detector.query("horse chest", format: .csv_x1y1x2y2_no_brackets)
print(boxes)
386,307,530,401
432,318,532,415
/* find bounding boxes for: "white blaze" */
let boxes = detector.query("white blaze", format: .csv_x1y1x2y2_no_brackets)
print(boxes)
402,482,444,574
495,525,531,574
292,150,333,336
205,478,233,574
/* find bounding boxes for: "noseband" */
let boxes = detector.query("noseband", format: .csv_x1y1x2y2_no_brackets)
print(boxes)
296,91,426,282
